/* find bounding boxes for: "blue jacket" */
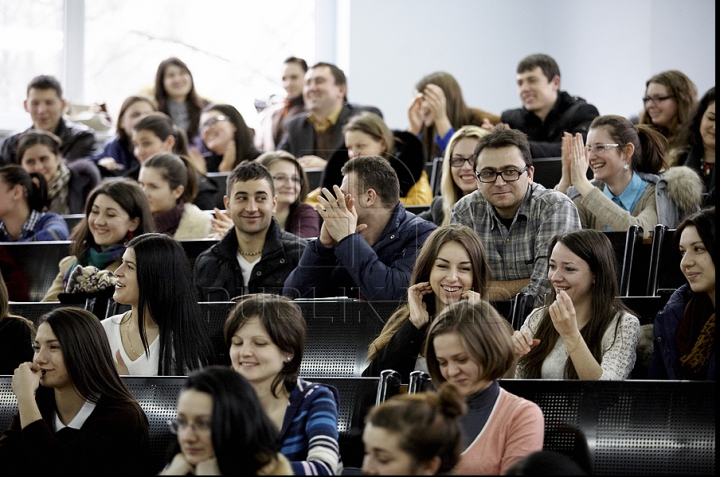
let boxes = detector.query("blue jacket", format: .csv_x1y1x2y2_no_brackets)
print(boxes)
280,378,341,475
647,285,716,380
283,203,437,300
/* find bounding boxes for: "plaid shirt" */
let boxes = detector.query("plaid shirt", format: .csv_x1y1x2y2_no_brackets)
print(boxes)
0,210,69,242
450,183,581,305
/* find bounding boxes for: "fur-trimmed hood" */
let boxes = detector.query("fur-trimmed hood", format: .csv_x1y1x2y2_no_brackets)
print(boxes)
661,166,704,217
174,203,212,239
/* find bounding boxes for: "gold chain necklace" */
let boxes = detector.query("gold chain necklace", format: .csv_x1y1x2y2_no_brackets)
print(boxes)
124,312,142,359
239,250,262,256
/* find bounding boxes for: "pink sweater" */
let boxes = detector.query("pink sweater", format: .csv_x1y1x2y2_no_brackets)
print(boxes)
454,388,544,475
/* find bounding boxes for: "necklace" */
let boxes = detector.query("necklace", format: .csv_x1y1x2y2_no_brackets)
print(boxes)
124,313,142,359
240,250,262,256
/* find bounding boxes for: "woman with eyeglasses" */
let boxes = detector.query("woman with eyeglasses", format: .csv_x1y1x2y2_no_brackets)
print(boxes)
419,126,489,226
556,115,703,237
639,70,698,160
160,366,292,475
138,153,211,239
200,104,261,173
0,307,152,475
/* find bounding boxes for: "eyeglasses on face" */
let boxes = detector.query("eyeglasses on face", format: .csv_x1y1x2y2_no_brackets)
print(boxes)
201,115,231,131
272,174,302,185
168,418,212,435
449,156,475,168
475,165,529,183
586,144,620,154
643,95,674,105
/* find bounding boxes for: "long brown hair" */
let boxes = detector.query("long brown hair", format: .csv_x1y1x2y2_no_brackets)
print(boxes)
154,57,206,140
415,72,480,159
367,225,490,360
590,115,668,174
517,230,632,379
0,270,35,335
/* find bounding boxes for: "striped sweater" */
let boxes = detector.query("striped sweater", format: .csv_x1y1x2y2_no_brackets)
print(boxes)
0,210,69,242
279,378,342,475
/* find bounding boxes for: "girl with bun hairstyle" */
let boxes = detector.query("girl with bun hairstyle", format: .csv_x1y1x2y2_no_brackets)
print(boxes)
362,382,466,475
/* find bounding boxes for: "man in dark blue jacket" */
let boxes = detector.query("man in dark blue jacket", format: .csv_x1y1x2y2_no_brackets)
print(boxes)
499,54,599,158
283,155,436,301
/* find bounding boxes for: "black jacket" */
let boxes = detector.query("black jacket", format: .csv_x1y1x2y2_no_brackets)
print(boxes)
0,118,97,165
501,91,599,158
193,218,308,301
277,103,382,159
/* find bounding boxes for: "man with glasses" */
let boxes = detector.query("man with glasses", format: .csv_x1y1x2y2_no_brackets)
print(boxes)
451,125,581,306
496,54,599,158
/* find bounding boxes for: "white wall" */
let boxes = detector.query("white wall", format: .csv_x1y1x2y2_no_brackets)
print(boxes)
323,0,715,131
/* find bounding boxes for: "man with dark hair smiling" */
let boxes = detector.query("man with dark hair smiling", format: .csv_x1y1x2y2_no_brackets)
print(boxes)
1,75,97,165
194,161,307,301
278,62,381,169
451,125,581,306
283,155,436,300
496,53,599,158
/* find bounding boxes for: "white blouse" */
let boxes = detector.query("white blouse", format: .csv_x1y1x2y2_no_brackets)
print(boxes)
515,307,640,380
101,313,160,376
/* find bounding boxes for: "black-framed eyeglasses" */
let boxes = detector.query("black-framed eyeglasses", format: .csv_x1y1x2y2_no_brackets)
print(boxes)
475,165,529,183
586,144,620,154
201,115,231,131
449,156,475,168
272,174,302,185
642,95,674,105
168,418,212,435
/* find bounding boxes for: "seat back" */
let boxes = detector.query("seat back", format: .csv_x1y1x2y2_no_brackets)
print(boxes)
8,301,83,327
305,167,323,191
295,300,387,377
196,301,236,365
61,214,85,232
205,172,229,209
510,292,535,330
177,239,219,270
647,224,686,296
0,241,72,301
306,375,384,468
429,156,443,196
499,379,715,476
121,376,186,473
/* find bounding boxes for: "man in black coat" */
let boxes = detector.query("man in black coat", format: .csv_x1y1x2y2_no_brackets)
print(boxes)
278,62,381,168
193,161,307,301
499,54,599,158
0,75,96,165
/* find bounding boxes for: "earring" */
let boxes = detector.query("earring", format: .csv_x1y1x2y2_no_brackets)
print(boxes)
287,356,292,361
623,163,630,171
127,230,134,239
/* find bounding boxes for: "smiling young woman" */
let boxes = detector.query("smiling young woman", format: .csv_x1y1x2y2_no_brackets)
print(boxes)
512,229,640,380
364,225,490,382
649,206,715,380
223,294,341,475
0,307,152,475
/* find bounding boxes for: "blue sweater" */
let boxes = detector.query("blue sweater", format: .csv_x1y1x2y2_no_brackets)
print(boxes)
0,210,69,242
280,378,342,475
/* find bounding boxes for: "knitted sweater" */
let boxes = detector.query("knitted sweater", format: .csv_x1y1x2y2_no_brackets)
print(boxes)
279,378,342,475
453,388,544,475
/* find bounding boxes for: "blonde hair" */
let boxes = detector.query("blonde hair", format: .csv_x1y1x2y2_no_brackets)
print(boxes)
440,126,489,225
